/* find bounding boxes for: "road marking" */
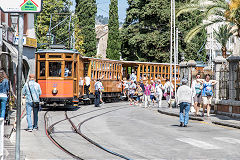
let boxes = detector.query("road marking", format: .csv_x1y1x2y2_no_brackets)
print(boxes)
176,138,220,149
214,137,240,144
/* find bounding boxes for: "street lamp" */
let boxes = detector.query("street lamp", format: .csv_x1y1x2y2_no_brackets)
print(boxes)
10,13,19,31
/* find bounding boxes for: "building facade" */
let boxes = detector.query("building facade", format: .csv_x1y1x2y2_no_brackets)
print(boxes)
0,11,37,85
96,25,108,59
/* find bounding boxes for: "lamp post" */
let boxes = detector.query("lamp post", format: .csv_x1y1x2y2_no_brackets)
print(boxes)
10,13,19,32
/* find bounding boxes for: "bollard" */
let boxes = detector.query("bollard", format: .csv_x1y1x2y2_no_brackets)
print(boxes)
0,118,4,160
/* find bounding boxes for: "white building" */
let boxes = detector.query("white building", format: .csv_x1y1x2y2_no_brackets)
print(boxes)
0,11,37,84
205,19,235,67
96,25,108,59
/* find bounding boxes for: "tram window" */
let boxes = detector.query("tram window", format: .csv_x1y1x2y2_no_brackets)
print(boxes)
74,62,77,78
49,55,61,58
152,66,154,72
66,55,72,58
49,62,61,77
40,55,45,58
144,66,146,72
64,61,72,77
39,62,45,77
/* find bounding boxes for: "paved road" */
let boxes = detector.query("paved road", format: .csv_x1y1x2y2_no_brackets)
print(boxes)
17,101,240,159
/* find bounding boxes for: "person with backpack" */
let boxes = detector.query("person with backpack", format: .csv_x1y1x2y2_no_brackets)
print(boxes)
200,74,217,117
163,79,174,105
22,74,42,132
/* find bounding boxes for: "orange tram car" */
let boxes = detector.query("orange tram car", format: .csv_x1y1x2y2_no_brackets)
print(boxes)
35,49,181,107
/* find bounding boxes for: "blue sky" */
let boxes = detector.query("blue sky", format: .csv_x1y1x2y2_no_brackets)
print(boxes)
71,0,128,22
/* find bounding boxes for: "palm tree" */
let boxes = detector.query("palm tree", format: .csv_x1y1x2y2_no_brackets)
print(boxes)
177,0,240,43
213,24,234,58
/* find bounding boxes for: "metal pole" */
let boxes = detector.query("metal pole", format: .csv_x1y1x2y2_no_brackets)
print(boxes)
173,0,176,102
15,13,24,160
176,28,179,65
174,28,178,100
170,0,173,107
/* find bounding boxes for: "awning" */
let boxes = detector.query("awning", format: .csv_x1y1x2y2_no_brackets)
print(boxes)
3,40,18,64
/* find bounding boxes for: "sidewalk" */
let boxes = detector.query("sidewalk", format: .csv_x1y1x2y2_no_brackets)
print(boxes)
3,108,26,160
158,106,240,129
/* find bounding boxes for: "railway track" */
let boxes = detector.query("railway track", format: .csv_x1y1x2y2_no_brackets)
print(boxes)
44,105,132,160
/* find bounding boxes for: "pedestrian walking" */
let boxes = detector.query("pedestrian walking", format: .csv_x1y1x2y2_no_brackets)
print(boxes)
144,81,151,108
200,74,217,117
191,74,203,116
155,80,164,108
99,79,104,105
176,79,193,127
122,78,129,97
150,80,156,107
135,84,143,106
129,80,136,105
22,74,42,132
164,79,174,105
0,70,9,119
85,75,91,98
94,79,101,107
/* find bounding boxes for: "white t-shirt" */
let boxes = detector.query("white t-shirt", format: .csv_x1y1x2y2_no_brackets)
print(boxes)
79,80,84,86
85,77,90,86
155,85,163,95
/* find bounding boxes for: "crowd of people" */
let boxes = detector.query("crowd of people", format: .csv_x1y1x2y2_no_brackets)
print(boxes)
176,74,217,127
122,77,174,108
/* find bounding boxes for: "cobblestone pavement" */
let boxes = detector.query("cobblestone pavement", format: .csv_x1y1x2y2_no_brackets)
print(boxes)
3,101,240,159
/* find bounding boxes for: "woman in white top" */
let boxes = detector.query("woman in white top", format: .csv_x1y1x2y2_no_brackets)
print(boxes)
163,79,174,104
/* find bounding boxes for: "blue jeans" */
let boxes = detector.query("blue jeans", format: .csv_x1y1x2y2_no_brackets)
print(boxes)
26,102,39,129
0,97,8,118
179,102,190,125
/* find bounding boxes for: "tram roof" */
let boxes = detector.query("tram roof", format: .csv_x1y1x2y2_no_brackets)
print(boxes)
82,56,174,66
36,49,80,54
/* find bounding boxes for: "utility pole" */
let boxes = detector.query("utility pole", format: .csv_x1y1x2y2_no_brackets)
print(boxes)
15,13,24,160
170,0,175,107
170,0,173,107
174,28,178,99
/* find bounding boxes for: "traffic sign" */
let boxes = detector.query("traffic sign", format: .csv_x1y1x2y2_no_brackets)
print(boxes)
0,0,42,13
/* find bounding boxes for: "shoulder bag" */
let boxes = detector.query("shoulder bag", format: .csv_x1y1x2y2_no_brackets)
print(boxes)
27,82,39,108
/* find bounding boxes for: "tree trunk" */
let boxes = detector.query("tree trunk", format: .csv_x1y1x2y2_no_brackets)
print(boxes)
222,47,227,58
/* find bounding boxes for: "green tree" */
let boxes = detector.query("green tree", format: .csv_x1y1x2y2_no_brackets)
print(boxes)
214,25,234,58
106,0,121,60
75,0,97,57
121,0,206,62
35,0,71,49
176,0,240,42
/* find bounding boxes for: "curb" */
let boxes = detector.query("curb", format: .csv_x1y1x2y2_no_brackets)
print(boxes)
158,109,204,121
212,121,240,129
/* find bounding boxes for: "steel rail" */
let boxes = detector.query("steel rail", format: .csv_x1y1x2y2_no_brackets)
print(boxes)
65,107,132,160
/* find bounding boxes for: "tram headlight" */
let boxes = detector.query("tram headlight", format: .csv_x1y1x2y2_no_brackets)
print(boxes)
52,88,58,94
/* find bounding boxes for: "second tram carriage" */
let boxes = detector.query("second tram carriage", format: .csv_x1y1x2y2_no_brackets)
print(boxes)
35,49,181,106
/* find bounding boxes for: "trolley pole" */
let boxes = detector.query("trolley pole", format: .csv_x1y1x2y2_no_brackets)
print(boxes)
15,13,24,160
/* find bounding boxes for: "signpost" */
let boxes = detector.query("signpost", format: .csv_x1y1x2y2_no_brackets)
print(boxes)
0,0,42,13
0,1,42,159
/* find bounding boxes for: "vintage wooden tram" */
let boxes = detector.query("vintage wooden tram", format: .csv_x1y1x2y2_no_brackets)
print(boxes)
35,49,181,106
